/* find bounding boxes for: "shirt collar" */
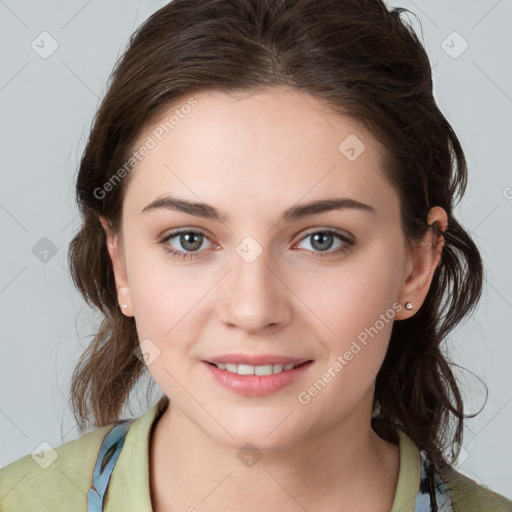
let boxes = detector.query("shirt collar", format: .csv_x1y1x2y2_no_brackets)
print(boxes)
391,427,421,511
105,399,166,511
105,401,420,511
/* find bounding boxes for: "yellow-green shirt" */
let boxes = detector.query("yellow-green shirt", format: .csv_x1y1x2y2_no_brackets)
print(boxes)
1,401,511,511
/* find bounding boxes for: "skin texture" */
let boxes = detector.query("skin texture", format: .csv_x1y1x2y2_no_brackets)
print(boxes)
100,86,447,511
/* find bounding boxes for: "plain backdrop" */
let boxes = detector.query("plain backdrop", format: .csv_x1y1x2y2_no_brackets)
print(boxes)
1,0,511,500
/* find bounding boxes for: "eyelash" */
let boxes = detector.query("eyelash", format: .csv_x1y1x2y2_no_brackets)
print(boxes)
157,228,355,260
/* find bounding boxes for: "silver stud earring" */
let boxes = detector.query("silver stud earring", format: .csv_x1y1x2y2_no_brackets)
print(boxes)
120,304,128,309
405,302,413,310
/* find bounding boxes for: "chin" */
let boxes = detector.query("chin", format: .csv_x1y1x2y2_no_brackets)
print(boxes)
207,416,307,453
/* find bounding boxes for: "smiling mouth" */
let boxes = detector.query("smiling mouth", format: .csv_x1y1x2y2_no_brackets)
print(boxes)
206,361,312,376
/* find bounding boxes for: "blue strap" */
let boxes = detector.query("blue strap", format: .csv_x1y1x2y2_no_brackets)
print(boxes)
87,420,133,512
414,451,453,511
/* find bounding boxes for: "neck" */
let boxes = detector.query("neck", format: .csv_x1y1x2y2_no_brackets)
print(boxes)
149,395,400,512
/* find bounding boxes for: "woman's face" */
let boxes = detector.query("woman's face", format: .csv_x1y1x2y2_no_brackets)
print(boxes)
108,86,418,450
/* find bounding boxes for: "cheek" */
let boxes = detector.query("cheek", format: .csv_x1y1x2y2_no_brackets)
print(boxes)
123,234,201,336
298,250,401,340
126,258,207,399
294,245,403,393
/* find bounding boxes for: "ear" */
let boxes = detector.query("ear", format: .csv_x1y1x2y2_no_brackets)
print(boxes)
394,206,447,320
99,216,134,317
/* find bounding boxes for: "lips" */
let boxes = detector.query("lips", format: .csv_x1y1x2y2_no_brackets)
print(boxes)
202,358,314,396
205,353,311,366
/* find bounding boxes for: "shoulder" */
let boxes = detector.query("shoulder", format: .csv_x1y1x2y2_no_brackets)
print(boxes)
437,463,512,511
0,423,114,511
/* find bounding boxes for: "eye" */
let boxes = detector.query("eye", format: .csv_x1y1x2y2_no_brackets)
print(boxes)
158,227,355,261
158,229,215,260
293,228,355,258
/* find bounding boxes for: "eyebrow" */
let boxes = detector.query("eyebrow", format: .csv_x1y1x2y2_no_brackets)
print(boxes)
140,195,376,222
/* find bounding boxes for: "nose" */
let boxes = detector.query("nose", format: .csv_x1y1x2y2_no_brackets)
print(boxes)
218,241,292,333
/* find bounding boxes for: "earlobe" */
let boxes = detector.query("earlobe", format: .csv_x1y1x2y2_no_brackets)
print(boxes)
99,216,134,317
117,286,134,317
395,206,447,320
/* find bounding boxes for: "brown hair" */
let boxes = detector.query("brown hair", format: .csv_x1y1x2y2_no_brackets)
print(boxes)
68,0,485,475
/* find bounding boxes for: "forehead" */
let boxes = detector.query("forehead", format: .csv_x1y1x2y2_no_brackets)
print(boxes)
123,86,398,223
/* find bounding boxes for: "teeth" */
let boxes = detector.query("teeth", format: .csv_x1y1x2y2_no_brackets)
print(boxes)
238,364,255,375
214,362,301,375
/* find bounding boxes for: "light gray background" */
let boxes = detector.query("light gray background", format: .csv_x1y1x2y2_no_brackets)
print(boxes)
1,0,511,500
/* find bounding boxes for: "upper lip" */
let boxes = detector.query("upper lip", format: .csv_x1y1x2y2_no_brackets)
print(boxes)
205,354,313,366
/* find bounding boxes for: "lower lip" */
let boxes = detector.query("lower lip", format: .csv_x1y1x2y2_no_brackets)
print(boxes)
201,361,314,397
